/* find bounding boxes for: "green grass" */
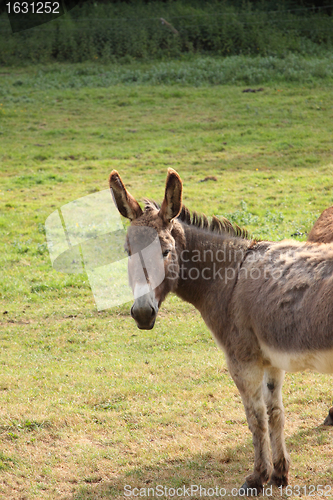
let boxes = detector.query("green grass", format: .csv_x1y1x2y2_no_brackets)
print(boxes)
1,61,333,499
2,54,333,87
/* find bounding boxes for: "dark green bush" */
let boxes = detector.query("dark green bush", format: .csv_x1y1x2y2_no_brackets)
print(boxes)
0,1,332,64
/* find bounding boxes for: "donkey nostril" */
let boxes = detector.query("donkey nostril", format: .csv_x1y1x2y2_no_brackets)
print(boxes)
151,307,155,317
130,305,135,318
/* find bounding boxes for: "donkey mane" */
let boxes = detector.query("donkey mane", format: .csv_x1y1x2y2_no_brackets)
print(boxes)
144,199,250,239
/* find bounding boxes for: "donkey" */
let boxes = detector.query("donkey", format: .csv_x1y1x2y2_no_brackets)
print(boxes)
307,205,333,425
109,168,333,495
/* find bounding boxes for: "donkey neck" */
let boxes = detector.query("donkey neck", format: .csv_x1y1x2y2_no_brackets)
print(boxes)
173,222,252,324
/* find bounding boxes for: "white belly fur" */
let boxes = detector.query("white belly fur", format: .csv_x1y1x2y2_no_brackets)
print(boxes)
260,343,333,373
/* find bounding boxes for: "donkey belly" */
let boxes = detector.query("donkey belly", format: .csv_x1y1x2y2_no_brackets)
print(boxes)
260,343,333,373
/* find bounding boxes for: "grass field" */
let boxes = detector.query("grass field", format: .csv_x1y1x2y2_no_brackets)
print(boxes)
1,60,333,499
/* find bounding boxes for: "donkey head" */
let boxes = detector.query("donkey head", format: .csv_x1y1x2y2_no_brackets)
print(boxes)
109,168,184,330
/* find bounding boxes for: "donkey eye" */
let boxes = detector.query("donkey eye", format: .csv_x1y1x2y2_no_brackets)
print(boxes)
162,249,171,258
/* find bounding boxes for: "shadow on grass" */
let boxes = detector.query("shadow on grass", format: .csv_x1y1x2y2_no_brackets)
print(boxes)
69,442,252,500
66,423,333,500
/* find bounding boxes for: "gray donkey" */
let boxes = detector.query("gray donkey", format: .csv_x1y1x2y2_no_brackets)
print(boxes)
109,168,333,495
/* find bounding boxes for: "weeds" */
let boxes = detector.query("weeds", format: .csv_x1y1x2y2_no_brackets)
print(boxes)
0,451,15,471
2,55,333,88
1,1,333,64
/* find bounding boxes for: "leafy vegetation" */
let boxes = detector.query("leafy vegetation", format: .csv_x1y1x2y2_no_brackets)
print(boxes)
2,54,333,87
1,65,333,498
1,0,333,64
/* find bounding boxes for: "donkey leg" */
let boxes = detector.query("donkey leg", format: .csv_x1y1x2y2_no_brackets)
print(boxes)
323,406,333,425
228,360,272,495
263,367,290,487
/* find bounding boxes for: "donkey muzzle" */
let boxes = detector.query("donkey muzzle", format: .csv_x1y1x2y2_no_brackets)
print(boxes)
131,291,159,330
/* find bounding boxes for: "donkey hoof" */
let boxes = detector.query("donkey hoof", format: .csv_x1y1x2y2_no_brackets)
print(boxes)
239,482,260,496
269,472,288,487
323,407,333,426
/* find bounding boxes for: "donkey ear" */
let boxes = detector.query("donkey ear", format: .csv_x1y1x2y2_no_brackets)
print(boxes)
109,170,143,221
159,168,182,224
